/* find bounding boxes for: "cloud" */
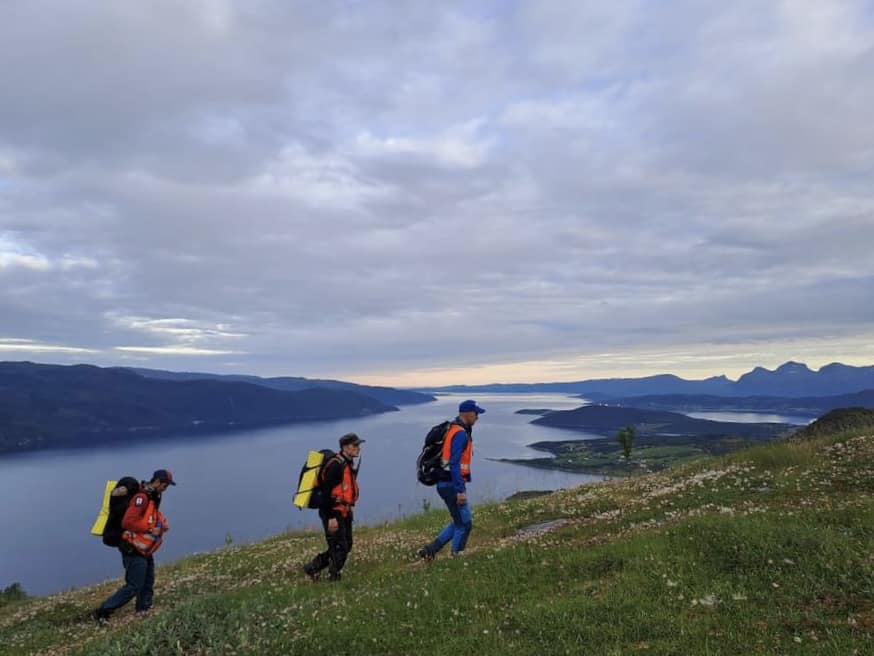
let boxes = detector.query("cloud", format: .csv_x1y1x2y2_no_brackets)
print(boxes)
354,120,492,169
0,339,96,354
114,346,240,356
0,1,872,383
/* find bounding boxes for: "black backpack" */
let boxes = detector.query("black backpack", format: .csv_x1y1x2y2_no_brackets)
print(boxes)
296,449,337,509
102,476,140,547
416,421,452,486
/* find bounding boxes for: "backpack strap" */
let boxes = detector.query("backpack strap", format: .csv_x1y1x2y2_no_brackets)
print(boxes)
318,453,345,485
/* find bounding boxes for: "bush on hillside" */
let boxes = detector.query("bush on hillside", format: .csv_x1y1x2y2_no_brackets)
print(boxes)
0,583,27,607
791,407,874,441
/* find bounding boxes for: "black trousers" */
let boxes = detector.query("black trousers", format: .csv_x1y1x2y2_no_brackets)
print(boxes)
308,509,354,578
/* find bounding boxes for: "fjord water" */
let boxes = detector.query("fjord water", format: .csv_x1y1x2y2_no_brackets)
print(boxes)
0,393,810,595
0,393,595,595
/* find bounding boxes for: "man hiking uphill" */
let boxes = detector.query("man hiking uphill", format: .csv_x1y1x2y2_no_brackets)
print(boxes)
94,469,175,624
418,399,485,561
303,433,364,582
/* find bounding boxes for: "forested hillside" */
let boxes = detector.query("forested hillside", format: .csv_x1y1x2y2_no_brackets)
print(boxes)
0,362,396,453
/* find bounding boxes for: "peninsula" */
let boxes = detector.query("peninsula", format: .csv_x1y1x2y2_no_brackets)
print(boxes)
500,404,797,475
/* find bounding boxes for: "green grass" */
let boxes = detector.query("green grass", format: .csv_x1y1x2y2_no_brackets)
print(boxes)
3,422,874,655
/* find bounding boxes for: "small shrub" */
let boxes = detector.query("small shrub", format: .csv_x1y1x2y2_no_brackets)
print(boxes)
0,582,27,607
616,425,635,459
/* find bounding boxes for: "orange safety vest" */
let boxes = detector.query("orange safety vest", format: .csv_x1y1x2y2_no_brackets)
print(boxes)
122,497,167,556
327,455,359,517
440,424,472,482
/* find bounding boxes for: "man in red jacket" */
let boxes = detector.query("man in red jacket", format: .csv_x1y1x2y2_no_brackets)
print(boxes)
94,469,175,624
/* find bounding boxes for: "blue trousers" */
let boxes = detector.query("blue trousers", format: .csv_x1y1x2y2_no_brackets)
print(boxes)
428,484,473,555
99,550,155,614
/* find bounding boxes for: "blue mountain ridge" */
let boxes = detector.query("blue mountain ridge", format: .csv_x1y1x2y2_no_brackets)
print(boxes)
418,361,874,398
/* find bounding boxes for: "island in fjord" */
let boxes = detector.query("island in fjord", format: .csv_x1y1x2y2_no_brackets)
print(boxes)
502,404,798,475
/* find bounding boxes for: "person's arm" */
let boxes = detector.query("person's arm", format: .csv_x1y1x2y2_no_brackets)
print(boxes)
448,431,469,494
157,510,168,534
121,493,151,533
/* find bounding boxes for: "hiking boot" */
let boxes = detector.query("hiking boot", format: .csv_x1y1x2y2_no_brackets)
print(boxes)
417,546,435,562
135,609,151,618
92,609,110,626
302,563,320,583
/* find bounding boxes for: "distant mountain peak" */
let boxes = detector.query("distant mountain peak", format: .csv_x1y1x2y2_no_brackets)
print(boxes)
776,361,812,373
820,362,851,372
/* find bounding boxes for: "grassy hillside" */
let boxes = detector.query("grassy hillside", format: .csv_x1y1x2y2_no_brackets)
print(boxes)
2,416,873,655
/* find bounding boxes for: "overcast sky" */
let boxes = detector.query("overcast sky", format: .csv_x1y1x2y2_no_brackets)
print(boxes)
1,1,873,386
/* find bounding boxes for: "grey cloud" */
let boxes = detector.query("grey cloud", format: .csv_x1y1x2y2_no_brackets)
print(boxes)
1,1,873,381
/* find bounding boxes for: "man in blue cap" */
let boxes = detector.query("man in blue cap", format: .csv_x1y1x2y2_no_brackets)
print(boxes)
418,399,485,561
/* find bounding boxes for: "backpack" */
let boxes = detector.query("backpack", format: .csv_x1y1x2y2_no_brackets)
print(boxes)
416,421,452,486
101,476,140,547
293,449,337,510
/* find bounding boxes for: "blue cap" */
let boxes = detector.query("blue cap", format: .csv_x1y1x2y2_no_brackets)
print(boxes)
458,399,486,415
152,469,176,485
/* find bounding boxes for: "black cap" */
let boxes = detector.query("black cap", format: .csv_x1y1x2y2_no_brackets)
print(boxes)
339,433,365,447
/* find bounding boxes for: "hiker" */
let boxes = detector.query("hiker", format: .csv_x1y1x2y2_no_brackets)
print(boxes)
94,469,175,623
303,433,364,582
418,399,484,561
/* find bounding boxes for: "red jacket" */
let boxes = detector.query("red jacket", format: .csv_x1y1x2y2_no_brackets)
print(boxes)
122,489,168,555
321,454,359,518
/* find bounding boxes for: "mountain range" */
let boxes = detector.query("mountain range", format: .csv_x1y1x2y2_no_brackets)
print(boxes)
420,361,874,398
0,362,433,454
601,389,874,415
124,367,432,407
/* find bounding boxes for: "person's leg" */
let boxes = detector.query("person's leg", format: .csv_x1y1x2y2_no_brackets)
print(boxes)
451,502,473,554
304,511,334,578
427,486,463,554
136,556,155,612
327,515,351,580
343,515,353,556
99,552,147,616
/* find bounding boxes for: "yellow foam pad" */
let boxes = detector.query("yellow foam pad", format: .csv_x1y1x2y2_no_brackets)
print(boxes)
90,480,117,536
293,451,326,508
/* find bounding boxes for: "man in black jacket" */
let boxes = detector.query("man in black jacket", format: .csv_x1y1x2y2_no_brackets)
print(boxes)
303,433,364,582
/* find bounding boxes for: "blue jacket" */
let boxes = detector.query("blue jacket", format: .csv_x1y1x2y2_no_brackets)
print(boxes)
437,418,472,494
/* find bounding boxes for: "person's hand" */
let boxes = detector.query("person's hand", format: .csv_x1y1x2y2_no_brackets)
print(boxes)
457,492,467,506
327,518,339,533
110,486,127,497
149,527,162,536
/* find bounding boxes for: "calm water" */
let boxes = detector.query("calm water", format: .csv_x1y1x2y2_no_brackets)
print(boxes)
686,411,813,425
1,393,604,595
